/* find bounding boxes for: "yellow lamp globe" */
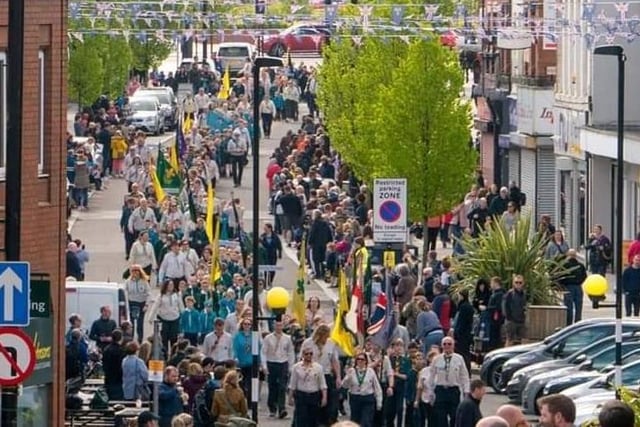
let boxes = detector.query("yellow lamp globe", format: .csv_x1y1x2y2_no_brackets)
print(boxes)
583,274,609,297
266,286,290,310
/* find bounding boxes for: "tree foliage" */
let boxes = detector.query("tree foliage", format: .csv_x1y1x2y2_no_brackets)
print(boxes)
318,38,476,224
68,39,105,108
129,37,173,73
94,36,134,99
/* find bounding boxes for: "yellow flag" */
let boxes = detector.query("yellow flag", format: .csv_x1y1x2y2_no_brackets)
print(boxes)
219,65,230,100
331,269,355,357
205,182,215,243
169,143,179,173
150,166,166,203
292,237,307,329
182,115,193,135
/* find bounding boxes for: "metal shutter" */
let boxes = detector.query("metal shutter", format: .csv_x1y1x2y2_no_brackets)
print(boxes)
509,148,521,187
536,147,556,223
520,148,537,222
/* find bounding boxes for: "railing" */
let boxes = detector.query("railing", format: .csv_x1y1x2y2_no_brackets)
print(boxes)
511,74,556,87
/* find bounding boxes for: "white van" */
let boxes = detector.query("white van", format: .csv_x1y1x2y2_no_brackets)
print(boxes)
66,280,130,329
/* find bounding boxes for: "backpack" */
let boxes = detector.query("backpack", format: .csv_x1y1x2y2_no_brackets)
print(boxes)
194,381,218,426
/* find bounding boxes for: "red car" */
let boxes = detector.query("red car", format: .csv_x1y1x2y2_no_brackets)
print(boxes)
262,24,331,56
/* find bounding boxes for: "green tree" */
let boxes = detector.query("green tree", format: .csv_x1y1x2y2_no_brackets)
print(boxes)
68,38,105,109
95,36,133,98
371,39,477,261
129,37,173,75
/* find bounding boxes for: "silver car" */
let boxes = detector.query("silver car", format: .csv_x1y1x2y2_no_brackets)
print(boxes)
136,88,177,130
126,97,164,135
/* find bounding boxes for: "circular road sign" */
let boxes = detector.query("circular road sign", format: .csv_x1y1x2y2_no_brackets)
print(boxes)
379,200,402,223
0,327,36,386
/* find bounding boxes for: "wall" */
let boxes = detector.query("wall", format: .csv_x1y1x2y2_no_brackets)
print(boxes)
0,0,67,424
591,2,640,127
589,155,613,235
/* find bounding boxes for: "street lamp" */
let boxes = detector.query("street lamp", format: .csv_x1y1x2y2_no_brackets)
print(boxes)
593,44,625,398
583,274,609,309
265,286,291,321
251,56,284,423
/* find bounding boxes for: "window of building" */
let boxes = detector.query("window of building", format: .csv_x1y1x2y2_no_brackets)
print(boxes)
38,50,45,174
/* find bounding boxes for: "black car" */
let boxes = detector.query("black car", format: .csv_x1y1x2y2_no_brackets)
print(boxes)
505,331,640,401
479,318,640,393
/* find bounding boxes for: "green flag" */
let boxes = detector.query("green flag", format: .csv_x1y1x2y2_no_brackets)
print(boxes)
156,152,182,190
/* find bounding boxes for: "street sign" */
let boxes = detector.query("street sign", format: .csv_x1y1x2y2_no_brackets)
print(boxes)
0,262,30,326
148,359,164,383
373,179,408,243
0,327,36,386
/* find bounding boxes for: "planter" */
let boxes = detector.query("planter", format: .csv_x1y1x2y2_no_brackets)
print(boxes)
527,305,567,341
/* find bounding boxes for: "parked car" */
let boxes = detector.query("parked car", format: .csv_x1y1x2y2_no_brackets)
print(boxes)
262,23,331,57
522,343,640,414
479,318,640,393
135,88,178,130
506,331,640,401
562,358,640,406
214,42,256,79
125,97,164,135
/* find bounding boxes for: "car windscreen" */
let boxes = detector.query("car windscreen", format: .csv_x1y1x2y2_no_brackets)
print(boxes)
218,47,249,57
138,91,171,104
129,99,156,111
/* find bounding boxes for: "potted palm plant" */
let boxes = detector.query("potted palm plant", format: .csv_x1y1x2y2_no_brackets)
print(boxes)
452,214,572,340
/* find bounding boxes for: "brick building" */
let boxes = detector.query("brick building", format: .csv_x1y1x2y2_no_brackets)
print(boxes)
0,0,67,425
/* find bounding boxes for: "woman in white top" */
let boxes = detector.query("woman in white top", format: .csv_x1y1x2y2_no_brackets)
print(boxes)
148,279,184,352
415,349,439,427
342,352,382,427
128,231,157,276
125,265,151,344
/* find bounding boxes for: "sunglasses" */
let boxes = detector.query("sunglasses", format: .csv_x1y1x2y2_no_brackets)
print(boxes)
356,357,366,361
303,352,313,356
514,281,523,284
442,342,453,346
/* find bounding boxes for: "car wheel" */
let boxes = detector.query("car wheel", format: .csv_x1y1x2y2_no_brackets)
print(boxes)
488,359,507,393
271,43,286,57
532,389,544,415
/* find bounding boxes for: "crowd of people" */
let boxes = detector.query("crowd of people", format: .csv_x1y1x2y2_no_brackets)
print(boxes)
63,54,640,427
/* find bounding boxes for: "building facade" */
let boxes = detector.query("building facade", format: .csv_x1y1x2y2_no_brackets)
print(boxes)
0,1,67,425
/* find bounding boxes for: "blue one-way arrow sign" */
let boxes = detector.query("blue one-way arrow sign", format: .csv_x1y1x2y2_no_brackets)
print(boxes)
0,262,30,326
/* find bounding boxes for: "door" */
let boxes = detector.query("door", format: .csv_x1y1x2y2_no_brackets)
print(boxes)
520,148,536,222
536,147,556,222
509,147,521,186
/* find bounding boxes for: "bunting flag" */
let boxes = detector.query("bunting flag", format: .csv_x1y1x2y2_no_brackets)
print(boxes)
292,234,307,329
331,269,356,357
150,165,166,203
219,65,230,100
156,150,182,190
369,270,397,349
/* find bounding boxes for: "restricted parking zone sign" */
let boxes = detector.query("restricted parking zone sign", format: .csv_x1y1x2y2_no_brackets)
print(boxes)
373,178,408,243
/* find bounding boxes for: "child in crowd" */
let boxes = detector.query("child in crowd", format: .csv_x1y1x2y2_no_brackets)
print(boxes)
324,241,338,286
180,296,201,346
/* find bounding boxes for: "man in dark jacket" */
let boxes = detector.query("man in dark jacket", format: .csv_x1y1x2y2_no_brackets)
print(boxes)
158,366,185,427
277,186,304,245
488,187,509,217
467,198,489,237
102,329,125,400
454,379,486,427
487,277,505,351
623,254,640,316
454,289,475,375
561,249,587,325
66,242,83,280
260,223,283,285
308,210,333,278
503,275,527,346
89,306,117,351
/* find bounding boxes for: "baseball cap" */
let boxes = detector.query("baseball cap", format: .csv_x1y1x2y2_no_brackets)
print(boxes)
137,410,160,425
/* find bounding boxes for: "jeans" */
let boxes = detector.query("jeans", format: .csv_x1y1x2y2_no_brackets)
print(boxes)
426,227,439,251
307,94,318,117
261,113,273,137
294,391,321,427
626,293,640,316
422,330,444,354
129,301,146,343
591,263,607,276
311,246,327,278
564,286,584,325
267,361,288,414
230,156,245,186
74,187,88,208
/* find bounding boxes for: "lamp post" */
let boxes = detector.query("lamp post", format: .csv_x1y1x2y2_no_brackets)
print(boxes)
592,45,625,398
249,286,290,422
251,56,284,422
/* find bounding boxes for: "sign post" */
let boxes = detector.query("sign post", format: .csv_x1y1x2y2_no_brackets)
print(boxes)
373,179,408,244
0,262,31,327
0,328,36,386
